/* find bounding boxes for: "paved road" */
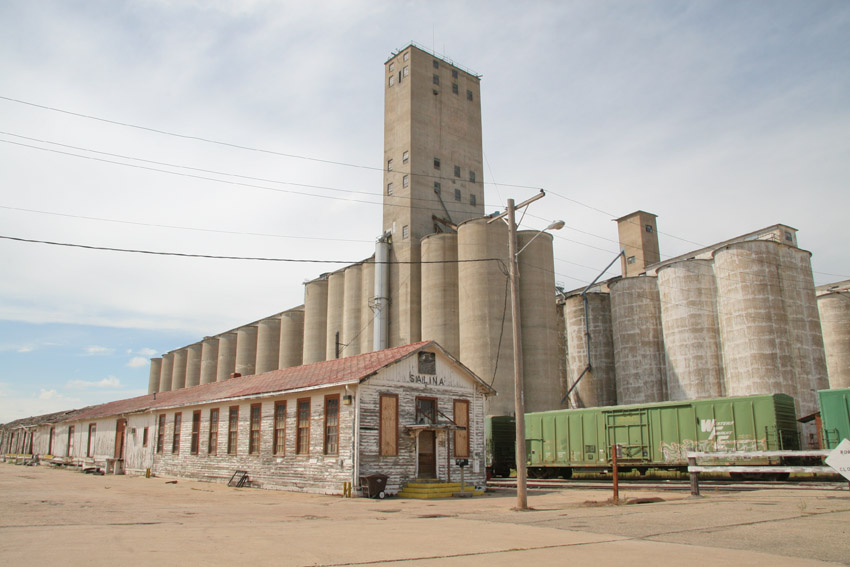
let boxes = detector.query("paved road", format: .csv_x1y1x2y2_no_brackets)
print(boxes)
1,464,847,566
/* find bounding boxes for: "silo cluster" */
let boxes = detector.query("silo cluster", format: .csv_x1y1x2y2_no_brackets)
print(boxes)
817,282,850,390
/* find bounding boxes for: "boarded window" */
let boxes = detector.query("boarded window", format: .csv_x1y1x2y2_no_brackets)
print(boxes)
172,413,182,455
87,423,96,457
249,404,261,455
453,400,469,458
418,351,436,374
274,401,286,455
67,425,75,457
191,411,201,454
379,394,398,456
156,415,165,453
297,399,310,454
228,407,239,455
208,408,219,455
142,427,149,447
324,395,340,455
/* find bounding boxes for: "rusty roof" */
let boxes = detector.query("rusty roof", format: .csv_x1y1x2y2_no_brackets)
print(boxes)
71,341,460,421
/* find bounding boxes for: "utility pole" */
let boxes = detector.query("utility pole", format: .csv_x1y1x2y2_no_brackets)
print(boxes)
507,198,528,511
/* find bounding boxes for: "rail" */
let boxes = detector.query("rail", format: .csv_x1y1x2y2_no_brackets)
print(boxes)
687,450,836,496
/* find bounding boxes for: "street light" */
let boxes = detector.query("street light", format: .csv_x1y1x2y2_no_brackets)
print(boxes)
491,192,564,510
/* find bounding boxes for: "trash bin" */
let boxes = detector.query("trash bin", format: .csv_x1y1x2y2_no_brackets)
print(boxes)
359,474,388,499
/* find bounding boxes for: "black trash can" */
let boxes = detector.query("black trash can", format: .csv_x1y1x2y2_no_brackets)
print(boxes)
359,474,388,499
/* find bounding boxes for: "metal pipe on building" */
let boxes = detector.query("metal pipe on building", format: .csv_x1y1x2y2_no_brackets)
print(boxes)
185,343,203,388
216,332,238,382
200,337,219,385
279,308,305,369
148,357,162,394
235,325,258,376
256,318,282,374
373,233,391,351
360,258,376,354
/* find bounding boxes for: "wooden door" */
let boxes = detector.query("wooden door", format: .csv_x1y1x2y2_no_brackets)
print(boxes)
114,419,127,459
418,431,437,478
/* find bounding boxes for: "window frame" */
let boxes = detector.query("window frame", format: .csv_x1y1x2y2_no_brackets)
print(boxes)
454,188,462,202
157,414,165,454
402,174,409,188
249,403,262,455
227,406,239,456
453,399,470,458
433,74,440,85
452,83,458,94
87,423,96,458
208,408,219,455
403,150,409,163
386,182,393,196
273,401,286,456
142,427,149,448
454,165,461,178
296,398,311,455
433,157,440,170
324,394,340,455
190,410,201,455
470,194,477,206
172,412,182,455
67,425,75,457
402,225,409,239
379,394,399,457
467,89,473,101
387,158,393,171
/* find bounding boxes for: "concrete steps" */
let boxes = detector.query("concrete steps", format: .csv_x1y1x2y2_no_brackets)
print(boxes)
397,479,484,499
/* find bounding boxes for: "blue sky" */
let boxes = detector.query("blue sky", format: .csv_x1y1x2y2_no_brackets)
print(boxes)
1,1,848,423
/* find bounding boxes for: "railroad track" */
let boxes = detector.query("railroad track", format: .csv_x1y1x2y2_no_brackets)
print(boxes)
486,477,845,492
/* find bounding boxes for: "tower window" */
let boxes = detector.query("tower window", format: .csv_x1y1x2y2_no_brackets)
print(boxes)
452,83,458,94
389,62,395,72
627,256,637,265
386,182,393,195
433,157,440,169
467,90,473,101
403,174,409,188
403,150,409,163
469,171,476,183
452,69,458,79
403,52,409,61
434,181,441,194
470,194,477,206
387,159,393,171
454,165,461,178
433,59,439,69
645,224,653,233
402,225,409,239
403,65,409,77
433,74,440,85
388,75,395,87
785,231,793,242
454,189,461,202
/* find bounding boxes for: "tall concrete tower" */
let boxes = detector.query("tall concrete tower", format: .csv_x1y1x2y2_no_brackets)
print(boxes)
616,211,660,277
382,44,485,346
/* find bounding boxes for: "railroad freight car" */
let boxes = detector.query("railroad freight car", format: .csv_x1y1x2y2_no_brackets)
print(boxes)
819,388,850,449
524,393,799,478
485,415,516,478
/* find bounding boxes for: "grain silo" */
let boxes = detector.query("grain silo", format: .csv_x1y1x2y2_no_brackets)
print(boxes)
235,325,258,376
342,263,363,357
421,233,460,358
256,317,281,374
360,258,375,354
278,308,305,369
185,342,203,388
326,270,346,360
565,293,616,408
458,217,513,416
609,276,666,404
302,276,329,364
656,260,725,401
215,332,237,382
148,357,162,394
171,348,188,390
818,283,850,389
517,230,561,412
200,337,219,385
159,352,174,392
713,240,796,401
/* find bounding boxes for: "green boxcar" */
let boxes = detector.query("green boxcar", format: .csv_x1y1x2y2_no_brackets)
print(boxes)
525,393,799,477
485,416,516,478
818,388,850,449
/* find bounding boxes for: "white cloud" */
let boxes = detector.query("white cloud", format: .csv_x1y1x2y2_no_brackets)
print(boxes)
137,347,157,356
17,346,34,353
84,345,114,356
39,388,60,400
126,356,149,368
66,376,122,390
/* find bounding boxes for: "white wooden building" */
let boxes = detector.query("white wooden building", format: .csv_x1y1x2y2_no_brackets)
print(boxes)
1,341,494,496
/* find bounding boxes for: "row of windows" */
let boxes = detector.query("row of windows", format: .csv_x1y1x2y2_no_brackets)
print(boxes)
387,54,474,101
44,423,149,459
433,182,476,206
156,396,340,458
433,158,476,182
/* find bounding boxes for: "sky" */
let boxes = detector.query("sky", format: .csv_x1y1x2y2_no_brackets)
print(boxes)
1,0,848,423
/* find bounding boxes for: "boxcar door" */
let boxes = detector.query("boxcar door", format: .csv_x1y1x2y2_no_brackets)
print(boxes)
605,410,649,463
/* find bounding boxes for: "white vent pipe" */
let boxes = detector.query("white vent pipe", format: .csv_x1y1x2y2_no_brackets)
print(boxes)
373,232,391,350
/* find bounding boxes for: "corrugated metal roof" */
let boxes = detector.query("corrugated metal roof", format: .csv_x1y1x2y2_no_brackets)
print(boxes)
72,341,437,421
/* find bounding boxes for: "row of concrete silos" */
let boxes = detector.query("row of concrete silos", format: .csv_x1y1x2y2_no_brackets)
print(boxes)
817,282,850,390
564,239,831,418
148,308,306,393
